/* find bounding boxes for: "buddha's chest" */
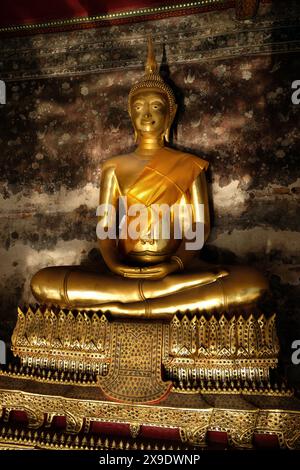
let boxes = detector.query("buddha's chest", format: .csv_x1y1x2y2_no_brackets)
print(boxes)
114,157,150,194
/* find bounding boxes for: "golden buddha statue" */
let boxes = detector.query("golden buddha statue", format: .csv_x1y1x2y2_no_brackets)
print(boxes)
31,38,268,319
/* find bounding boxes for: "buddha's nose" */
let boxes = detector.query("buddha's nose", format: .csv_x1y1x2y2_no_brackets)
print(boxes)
144,112,151,119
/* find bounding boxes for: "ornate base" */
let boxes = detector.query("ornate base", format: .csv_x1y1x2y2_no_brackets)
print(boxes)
1,305,299,450
0,373,299,450
12,306,280,401
97,321,172,403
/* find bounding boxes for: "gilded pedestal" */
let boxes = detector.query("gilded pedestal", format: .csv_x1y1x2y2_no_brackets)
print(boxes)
0,305,298,450
11,306,280,398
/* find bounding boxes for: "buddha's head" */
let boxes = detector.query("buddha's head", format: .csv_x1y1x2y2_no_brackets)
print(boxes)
128,37,177,143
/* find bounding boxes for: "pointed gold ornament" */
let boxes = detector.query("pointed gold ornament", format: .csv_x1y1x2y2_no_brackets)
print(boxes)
145,36,158,74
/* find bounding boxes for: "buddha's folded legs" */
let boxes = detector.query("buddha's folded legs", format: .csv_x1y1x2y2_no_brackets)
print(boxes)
30,264,227,308
31,266,142,306
89,266,268,318
31,264,268,317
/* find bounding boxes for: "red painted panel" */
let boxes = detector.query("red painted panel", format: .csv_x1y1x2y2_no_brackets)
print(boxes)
140,425,180,441
8,410,29,426
206,431,229,448
253,433,280,449
89,421,131,437
1,0,180,27
51,416,67,430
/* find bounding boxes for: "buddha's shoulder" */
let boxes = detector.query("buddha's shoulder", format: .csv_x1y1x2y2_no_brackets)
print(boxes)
164,147,209,166
101,153,136,169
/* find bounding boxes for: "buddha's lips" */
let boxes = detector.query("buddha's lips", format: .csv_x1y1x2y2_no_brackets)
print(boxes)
141,120,156,125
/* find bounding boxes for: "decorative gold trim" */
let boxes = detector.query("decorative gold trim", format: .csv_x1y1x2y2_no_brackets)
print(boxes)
129,423,141,439
0,428,187,450
209,409,258,448
97,321,172,403
0,1,228,34
165,312,280,390
0,388,300,449
0,368,292,396
12,307,111,375
0,368,97,387
11,306,282,395
256,410,300,450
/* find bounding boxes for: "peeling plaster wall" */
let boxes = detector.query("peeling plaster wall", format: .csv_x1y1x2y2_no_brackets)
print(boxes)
0,2,300,380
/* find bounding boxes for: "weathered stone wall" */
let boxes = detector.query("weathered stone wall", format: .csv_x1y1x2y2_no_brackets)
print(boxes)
0,2,300,381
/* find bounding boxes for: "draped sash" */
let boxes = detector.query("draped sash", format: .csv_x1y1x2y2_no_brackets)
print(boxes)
120,148,208,253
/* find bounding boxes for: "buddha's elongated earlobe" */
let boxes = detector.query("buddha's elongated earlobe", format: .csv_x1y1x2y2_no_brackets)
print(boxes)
164,127,170,143
131,119,138,143
128,107,139,143
164,104,177,142
133,123,139,143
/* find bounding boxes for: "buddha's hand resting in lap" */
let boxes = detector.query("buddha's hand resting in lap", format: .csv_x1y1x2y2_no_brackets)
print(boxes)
121,261,178,279
110,261,176,279
111,260,229,281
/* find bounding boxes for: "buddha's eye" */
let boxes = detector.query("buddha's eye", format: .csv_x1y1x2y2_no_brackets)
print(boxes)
133,102,143,111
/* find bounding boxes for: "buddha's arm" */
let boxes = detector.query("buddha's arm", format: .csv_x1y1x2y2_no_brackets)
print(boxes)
98,163,142,277
171,171,228,282
172,171,210,268
97,164,119,269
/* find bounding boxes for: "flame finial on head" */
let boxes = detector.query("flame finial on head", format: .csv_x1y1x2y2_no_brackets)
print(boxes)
145,36,158,74
128,37,177,124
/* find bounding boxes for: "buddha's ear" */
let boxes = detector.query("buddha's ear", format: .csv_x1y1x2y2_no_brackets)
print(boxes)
128,106,139,143
164,127,170,143
164,104,178,142
132,121,138,143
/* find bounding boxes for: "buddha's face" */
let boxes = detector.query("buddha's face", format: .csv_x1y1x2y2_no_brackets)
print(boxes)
130,90,169,138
